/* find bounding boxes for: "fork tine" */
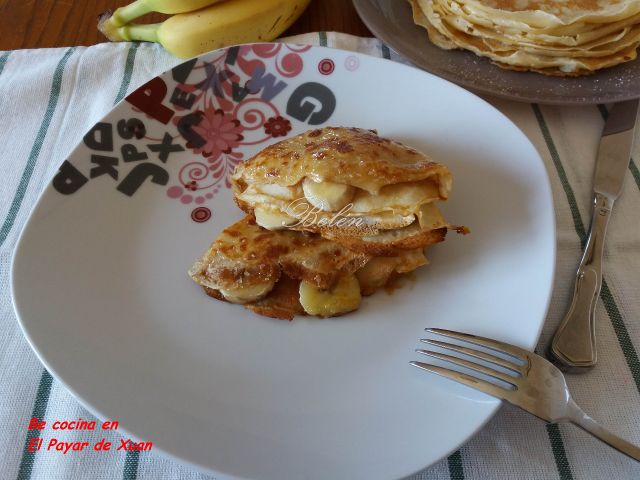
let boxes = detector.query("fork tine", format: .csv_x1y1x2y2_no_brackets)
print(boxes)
410,361,512,401
427,328,530,361
416,350,519,387
420,339,523,375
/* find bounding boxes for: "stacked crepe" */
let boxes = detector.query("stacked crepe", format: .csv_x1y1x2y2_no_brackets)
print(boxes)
410,0,640,76
190,127,466,320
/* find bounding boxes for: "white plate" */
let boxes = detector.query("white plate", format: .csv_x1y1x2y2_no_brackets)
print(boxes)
12,44,555,480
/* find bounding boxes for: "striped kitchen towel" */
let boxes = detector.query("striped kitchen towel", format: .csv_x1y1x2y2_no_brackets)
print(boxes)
1,32,639,480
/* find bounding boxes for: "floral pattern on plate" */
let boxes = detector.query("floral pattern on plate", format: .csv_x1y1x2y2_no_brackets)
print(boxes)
51,44,339,222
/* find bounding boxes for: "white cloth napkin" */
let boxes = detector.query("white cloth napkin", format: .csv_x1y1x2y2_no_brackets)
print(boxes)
1,32,639,480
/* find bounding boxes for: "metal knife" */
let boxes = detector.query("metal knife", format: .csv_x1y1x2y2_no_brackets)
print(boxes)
550,99,640,372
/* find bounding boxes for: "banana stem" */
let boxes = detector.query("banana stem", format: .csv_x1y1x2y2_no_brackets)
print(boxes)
118,23,161,43
98,0,153,41
110,1,152,27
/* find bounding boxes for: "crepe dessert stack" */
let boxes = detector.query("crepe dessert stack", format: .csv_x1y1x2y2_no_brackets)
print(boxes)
410,0,640,76
189,127,466,320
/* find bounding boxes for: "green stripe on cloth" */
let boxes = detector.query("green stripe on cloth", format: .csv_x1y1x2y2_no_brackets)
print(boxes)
16,370,54,480
596,104,640,193
630,160,640,192
447,450,465,480
532,104,586,243
114,43,140,105
318,31,327,47
0,47,75,248
601,280,640,394
0,51,11,76
381,43,391,59
122,451,140,480
546,424,574,480
12,48,75,480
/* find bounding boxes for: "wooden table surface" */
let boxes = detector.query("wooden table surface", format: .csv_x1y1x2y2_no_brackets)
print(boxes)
0,0,372,50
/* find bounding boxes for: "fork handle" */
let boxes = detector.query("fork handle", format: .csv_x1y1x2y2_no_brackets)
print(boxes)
568,400,640,462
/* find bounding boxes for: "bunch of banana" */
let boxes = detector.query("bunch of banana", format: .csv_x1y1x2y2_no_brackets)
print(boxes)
99,0,311,59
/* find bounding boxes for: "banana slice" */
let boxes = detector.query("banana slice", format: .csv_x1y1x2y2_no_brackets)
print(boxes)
254,206,297,230
350,180,441,214
219,278,275,304
302,178,354,212
256,183,299,200
299,274,361,317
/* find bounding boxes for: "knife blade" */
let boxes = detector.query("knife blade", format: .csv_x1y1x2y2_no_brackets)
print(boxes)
550,99,639,371
594,99,640,200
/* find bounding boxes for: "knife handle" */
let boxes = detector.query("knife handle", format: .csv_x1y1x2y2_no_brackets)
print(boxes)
550,193,613,371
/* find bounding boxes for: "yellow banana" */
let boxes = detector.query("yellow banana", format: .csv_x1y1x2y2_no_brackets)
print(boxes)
299,275,362,318
302,178,354,212
99,0,227,40
111,0,311,58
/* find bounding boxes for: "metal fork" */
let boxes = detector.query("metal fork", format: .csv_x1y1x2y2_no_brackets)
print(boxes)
411,328,640,462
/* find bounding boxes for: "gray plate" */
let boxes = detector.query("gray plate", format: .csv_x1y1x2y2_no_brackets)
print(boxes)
353,0,640,105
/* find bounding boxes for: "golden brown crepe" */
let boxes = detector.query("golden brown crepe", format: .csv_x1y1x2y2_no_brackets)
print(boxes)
231,127,458,252
189,216,430,319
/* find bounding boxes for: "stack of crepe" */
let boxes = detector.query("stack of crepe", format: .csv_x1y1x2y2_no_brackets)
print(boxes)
189,127,466,320
410,0,640,76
